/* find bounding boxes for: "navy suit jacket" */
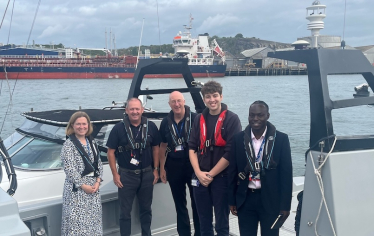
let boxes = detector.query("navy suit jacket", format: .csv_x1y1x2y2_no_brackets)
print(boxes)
228,126,293,214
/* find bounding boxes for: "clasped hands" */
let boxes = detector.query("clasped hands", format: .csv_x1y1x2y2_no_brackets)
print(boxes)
81,182,100,194
196,171,213,187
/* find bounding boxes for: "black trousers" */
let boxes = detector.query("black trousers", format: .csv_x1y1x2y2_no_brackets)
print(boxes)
118,167,154,236
237,189,279,236
193,174,229,236
166,157,201,236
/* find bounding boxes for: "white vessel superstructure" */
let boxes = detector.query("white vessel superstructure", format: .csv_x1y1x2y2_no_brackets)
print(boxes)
172,15,225,66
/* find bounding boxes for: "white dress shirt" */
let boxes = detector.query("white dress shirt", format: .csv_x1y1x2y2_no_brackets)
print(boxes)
248,127,267,189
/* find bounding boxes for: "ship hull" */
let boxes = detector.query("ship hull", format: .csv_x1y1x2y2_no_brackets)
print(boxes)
0,64,226,79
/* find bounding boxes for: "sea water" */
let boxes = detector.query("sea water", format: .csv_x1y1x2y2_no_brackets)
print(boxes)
0,74,373,176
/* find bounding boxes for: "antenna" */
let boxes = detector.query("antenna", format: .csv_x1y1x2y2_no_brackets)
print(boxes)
306,1,326,48
156,0,161,53
105,28,107,53
343,0,346,40
113,33,117,56
136,18,145,69
110,28,112,55
341,0,347,49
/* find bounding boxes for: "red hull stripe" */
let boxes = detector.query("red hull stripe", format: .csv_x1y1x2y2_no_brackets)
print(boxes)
0,72,225,79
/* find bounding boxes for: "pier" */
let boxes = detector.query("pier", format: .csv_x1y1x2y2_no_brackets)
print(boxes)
225,68,308,76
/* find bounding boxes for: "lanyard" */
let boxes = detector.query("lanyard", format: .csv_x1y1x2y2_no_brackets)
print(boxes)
130,125,142,140
255,138,266,162
173,121,184,138
134,126,142,140
85,138,91,157
78,137,92,157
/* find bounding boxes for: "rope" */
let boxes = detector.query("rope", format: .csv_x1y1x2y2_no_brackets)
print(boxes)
308,136,338,236
7,0,15,44
0,0,11,30
0,65,17,135
26,0,41,47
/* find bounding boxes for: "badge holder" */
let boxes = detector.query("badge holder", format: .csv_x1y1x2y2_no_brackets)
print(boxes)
130,157,140,166
191,173,200,187
175,138,184,151
130,150,140,166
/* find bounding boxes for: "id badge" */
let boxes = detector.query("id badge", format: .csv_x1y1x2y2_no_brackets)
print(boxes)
253,172,260,180
130,158,139,166
175,145,184,151
86,172,94,177
191,179,200,187
250,172,260,180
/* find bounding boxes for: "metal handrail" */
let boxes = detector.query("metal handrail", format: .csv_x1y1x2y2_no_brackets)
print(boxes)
0,137,17,196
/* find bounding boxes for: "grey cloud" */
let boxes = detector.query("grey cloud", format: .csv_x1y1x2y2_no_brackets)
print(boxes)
0,0,372,49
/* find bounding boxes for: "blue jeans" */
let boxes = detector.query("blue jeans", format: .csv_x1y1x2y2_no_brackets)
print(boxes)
193,174,229,236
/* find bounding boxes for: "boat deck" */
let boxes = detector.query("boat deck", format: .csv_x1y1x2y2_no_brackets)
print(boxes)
151,190,300,236
228,192,299,236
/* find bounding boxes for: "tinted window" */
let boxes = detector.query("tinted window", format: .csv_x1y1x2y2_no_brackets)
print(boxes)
7,136,32,157
11,139,63,170
19,119,66,140
96,124,115,147
3,132,24,150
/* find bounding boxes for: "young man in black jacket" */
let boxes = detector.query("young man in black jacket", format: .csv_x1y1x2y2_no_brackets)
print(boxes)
228,101,292,236
189,81,241,236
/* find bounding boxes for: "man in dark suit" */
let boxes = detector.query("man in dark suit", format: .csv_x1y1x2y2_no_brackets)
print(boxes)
228,101,293,236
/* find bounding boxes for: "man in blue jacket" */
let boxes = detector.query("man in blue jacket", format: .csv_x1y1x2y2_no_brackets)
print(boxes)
228,101,292,236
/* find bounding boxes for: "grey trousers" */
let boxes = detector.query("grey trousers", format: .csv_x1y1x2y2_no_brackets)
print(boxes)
118,168,154,236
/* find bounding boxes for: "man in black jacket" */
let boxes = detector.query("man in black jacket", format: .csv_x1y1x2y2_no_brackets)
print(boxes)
159,91,200,236
189,81,241,236
228,101,292,236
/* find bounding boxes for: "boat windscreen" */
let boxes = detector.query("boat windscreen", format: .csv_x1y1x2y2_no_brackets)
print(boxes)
95,124,115,147
6,135,32,157
10,138,63,170
3,132,24,150
19,119,66,140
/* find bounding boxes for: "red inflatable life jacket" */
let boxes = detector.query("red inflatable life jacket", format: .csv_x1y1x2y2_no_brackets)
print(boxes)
199,109,227,152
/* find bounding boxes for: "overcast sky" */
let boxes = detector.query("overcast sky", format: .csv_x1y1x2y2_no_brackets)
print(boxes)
0,0,372,50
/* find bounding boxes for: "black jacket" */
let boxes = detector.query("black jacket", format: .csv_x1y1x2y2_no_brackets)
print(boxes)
228,124,293,214
188,104,241,173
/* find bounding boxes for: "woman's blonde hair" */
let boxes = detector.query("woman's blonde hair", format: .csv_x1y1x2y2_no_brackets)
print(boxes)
65,111,93,136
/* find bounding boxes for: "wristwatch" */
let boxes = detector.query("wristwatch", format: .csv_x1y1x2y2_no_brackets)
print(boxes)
154,167,159,171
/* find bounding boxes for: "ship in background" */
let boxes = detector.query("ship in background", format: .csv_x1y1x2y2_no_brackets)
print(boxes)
172,15,226,77
0,17,226,79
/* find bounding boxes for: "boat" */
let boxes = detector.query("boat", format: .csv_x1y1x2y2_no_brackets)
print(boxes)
0,57,206,235
3,48,374,236
0,18,226,80
2,1,374,235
